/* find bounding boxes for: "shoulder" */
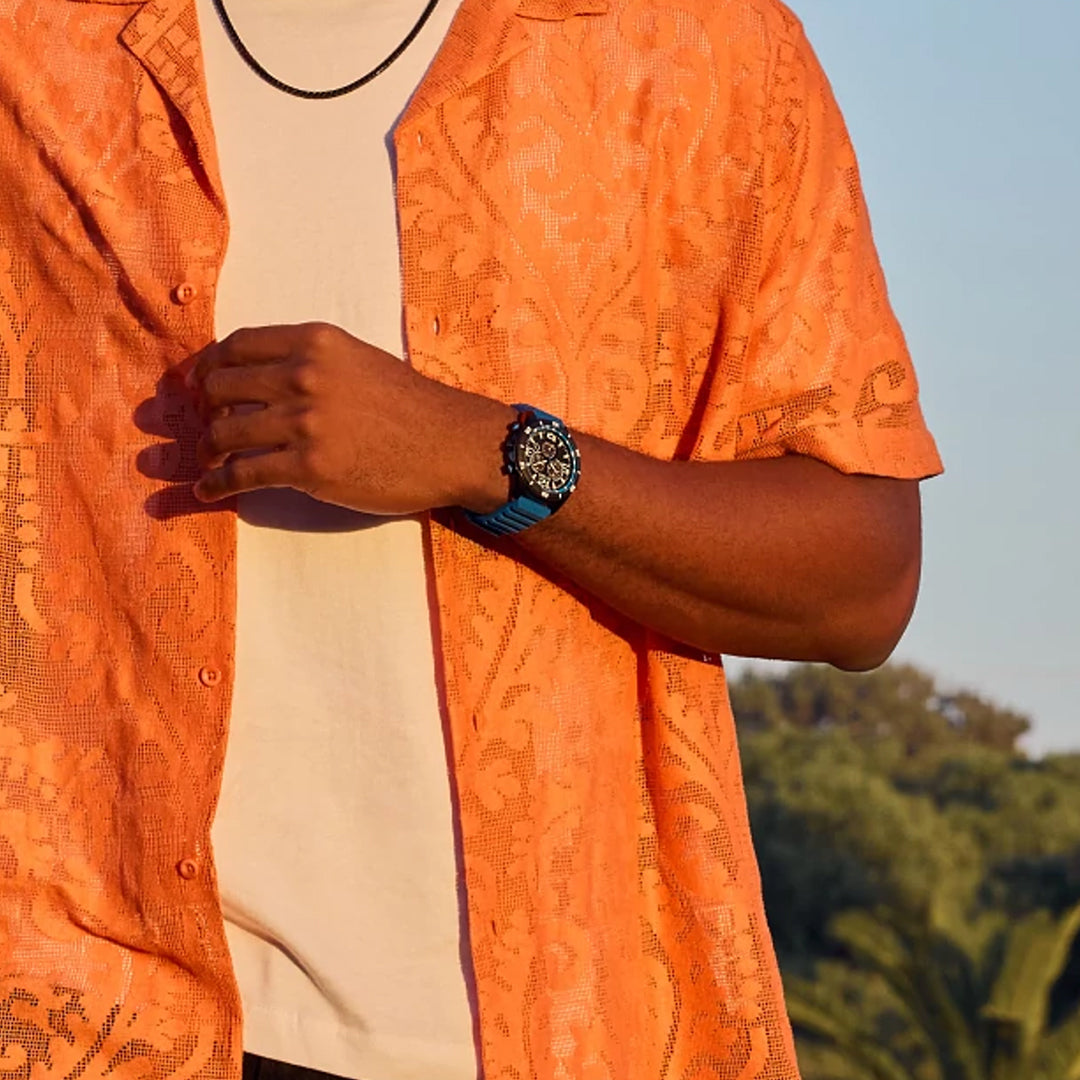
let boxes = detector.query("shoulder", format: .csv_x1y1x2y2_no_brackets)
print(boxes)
602,0,827,114
613,0,812,75
591,0,816,89
608,0,807,38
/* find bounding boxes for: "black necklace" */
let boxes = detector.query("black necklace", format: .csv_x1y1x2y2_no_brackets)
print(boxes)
210,0,442,100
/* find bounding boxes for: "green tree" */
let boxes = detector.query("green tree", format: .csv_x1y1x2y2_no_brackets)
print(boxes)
733,663,1080,1080
732,662,1031,754
786,899,1080,1080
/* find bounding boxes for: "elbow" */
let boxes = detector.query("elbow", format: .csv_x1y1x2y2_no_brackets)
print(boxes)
823,479,925,672
825,560,922,673
831,640,901,674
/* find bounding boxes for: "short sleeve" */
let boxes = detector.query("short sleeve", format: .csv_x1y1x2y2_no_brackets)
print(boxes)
718,23,942,479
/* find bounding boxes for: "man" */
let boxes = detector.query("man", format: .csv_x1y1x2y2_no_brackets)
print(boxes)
0,0,941,1078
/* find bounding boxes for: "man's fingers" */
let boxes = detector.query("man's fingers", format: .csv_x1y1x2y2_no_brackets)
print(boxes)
198,361,293,414
196,404,290,470
193,448,300,502
187,324,316,389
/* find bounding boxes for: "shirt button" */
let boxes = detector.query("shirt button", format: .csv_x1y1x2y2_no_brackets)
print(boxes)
176,858,200,880
416,130,424,148
173,282,199,305
432,315,441,336
198,665,221,688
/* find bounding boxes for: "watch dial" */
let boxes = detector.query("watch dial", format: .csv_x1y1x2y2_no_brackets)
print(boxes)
518,425,577,499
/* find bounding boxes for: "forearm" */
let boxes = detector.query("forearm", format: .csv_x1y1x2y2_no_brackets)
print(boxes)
458,409,922,670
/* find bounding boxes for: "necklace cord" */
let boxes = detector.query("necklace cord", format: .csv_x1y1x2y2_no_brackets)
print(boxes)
210,0,442,100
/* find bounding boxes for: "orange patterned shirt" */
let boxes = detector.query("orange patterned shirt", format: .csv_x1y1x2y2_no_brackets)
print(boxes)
0,0,941,1077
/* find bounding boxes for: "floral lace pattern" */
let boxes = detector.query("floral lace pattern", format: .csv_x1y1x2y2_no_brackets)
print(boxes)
0,0,939,1077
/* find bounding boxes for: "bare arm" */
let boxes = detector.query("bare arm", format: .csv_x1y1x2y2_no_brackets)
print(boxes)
188,323,922,671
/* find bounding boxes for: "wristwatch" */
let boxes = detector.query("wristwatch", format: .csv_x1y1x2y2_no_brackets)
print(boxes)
464,405,581,536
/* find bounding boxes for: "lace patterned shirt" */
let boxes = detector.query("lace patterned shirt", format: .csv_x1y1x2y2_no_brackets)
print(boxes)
0,0,941,1078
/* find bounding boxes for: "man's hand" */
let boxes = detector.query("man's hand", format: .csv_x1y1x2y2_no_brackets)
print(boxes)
185,322,513,513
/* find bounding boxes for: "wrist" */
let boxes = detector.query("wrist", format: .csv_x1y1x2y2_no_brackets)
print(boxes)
445,394,517,514
462,404,582,537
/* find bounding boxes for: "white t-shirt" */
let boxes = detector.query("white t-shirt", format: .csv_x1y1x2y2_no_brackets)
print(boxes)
196,1,478,1076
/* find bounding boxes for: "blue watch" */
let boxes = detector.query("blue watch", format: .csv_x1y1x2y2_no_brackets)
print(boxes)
464,405,581,536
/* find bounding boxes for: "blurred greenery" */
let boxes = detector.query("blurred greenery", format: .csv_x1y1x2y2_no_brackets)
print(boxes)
733,663,1080,1080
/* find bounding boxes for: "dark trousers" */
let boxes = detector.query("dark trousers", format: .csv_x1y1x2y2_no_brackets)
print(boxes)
242,1054,349,1080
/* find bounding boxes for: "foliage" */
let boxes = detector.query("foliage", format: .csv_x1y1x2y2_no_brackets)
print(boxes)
732,663,1080,1080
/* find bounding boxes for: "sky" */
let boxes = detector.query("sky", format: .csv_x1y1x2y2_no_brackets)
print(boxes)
729,0,1080,754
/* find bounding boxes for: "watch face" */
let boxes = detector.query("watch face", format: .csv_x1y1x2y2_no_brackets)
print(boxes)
516,421,579,501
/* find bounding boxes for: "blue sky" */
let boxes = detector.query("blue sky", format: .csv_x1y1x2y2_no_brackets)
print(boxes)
732,0,1080,753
